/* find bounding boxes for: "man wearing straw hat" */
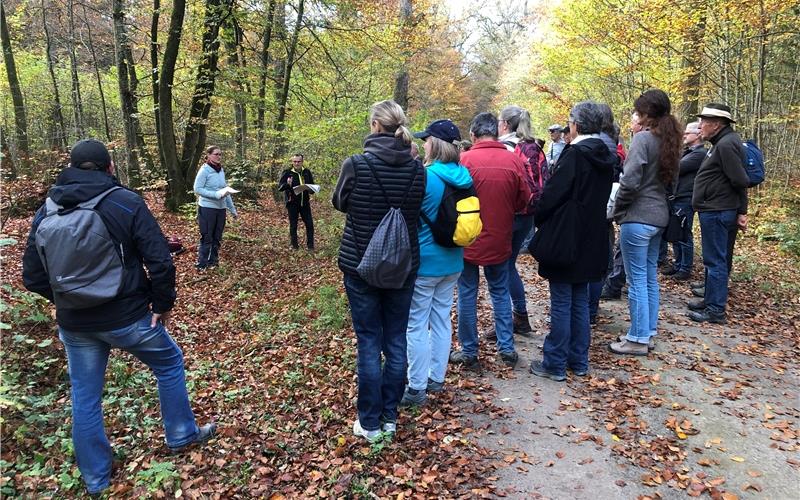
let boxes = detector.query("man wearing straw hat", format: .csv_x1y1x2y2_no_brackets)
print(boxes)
688,103,749,324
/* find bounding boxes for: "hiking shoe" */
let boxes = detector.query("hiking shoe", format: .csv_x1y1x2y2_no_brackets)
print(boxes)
194,264,207,272
498,350,519,368
381,421,397,435
484,329,497,341
513,311,533,337
687,298,706,311
427,378,444,393
688,309,727,325
608,340,649,356
569,367,590,377
600,287,621,300
672,271,691,281
618,334,655,350
353,420,382,442
661,266,678,276
529,360,566,382
449,350,480,370
169,423,217,453
692,286,705,298
690,280,705,290
399,387,427,407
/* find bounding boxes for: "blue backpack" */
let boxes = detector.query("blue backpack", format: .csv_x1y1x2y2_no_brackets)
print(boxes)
742,140,765,187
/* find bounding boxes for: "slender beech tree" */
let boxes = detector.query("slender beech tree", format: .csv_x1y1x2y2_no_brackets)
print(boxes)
82,4,112,141
113,0,142,187
273,0,305,160
392,0,412,110
66,0,85,137
41,0,67,150
1,0,29,171
224,17,247,161
150,0,163,166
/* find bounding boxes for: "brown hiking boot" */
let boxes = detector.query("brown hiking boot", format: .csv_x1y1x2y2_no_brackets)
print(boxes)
513,311,533,337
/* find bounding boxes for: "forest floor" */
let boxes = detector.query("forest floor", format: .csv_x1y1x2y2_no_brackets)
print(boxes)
1,192,798,499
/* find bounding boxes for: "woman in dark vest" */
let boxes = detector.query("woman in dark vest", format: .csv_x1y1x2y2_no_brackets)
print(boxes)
332,100,425,441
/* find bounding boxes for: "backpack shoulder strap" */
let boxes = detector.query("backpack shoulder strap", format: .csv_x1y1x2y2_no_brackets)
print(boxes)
359,154,393,207
79,186,124,210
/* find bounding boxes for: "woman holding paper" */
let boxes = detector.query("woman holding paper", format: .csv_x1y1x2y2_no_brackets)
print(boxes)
278,154,315,250
193,145,238,270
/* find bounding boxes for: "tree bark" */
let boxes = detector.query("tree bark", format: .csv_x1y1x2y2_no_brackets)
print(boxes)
392,0,412,110
256,0,277,169
1,1,29,171
82,4,112,142
113,0,142,187
273,0,305,160
41,0,67,150
66,0,86,138
678,11,705,122
224,18,247,161
151,0,163,168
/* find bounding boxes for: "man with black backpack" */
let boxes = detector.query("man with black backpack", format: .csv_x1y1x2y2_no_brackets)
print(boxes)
22,139,215,496
688,104,750,324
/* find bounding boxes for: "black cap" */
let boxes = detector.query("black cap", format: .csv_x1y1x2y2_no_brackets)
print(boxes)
413,119,462,144
70,139,111,170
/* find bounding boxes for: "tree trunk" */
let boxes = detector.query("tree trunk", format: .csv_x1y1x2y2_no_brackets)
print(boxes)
273,0,305,160
41,0,67,150
256,0,277,170
113,0,142,187
83,4,112,142
126,42,155,174
753,0,768,145
0,126,16,180
67,0,85,138
224,18,247,161
678,11,705,122
0,1,29,171
392,0,412,110
151,0,163,168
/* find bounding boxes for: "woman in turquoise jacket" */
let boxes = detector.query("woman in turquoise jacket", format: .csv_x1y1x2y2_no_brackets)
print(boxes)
401,120,474,407
193,145,238,270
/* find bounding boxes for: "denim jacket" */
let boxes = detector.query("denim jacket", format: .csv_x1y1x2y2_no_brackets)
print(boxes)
193,163,237,216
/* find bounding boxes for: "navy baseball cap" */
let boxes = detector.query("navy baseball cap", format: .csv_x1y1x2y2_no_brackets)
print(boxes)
70,139,111,170
413,119,462,144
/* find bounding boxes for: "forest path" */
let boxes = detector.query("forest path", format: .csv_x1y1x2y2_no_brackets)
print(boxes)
451,254,799,499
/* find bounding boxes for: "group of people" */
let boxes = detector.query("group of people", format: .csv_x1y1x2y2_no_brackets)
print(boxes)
333,93,751,441
20,88,751,493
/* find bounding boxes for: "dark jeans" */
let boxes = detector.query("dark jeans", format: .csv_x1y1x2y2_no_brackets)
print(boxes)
343,273,414,431
672,201,694,273
542,281,590,376
197,206,226,267
509,214,534,314
287,202,314,249
699,210,738,313
589,222,615,316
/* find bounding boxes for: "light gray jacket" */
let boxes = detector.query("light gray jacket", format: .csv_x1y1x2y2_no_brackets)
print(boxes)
612,130,669,228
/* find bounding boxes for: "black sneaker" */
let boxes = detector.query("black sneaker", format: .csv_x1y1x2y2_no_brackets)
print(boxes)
449,350,480,371
692,287,705,298
529,360,566,382
690,281,705,290
427,378,445,393
399,387,427,407
498,351,519,368
569,367,589,377
661,266,678,276
600,287,621,300
688,309,727,324
672,271,691,281
169,423,217,454
687,298,705,311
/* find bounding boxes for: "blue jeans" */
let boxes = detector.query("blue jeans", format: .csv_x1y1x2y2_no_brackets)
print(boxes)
406,273,460,390
509,215,534,314
59,313,199,494
588,281,603,320
457,261,514,357
672,202,695,272
698,210,738,313
542,281,590,376
343,273,414,431
620,223,662,343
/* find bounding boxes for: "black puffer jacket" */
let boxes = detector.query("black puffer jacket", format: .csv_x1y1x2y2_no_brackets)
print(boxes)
535,138,615,283
674,145,706,202
332,134,424,282
22,167,176,332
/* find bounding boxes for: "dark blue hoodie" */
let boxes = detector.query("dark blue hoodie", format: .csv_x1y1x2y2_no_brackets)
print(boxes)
22,167,176,332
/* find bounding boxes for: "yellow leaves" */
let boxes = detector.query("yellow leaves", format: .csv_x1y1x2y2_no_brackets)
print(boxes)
730,456,746,462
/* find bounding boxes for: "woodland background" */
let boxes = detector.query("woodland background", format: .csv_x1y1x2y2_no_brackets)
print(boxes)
1,0,799,497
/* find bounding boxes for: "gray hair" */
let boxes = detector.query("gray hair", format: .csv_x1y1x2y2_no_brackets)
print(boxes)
569,101,604,135
685,121,701,134
499,105,535,141
598,103,615,136
470,112,498,139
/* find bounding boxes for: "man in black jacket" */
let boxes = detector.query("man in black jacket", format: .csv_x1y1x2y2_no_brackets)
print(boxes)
22,139,215,496
688,104,749,324
662,121,706,280
278,153,315,250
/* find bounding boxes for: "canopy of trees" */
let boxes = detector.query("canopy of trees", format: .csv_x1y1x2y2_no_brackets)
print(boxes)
1,0,798,206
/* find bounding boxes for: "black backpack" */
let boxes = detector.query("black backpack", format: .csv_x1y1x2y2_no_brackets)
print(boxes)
352,155,420,289
420,171,482,248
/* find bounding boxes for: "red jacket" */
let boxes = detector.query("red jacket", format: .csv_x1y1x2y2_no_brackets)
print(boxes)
460,140,530,266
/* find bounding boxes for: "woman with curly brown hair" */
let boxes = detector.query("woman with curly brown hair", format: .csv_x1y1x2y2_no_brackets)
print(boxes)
609,89,682,356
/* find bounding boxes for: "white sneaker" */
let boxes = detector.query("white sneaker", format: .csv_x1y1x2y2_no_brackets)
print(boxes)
352,420,382,442
382,421,397,434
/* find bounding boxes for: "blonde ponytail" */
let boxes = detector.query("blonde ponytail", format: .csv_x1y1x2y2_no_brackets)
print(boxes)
369,100,411,144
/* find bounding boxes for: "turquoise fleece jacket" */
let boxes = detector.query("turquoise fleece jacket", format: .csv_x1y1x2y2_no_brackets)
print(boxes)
193,163,237,216
418,161,474,277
